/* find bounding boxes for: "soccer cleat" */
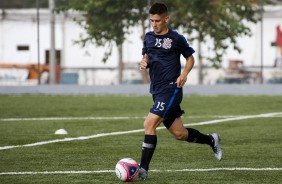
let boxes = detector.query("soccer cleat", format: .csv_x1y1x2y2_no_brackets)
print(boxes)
138,167,148,180
209,133,223,161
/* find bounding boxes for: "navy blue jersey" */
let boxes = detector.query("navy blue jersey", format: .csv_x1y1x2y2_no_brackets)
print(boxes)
142,29,195,94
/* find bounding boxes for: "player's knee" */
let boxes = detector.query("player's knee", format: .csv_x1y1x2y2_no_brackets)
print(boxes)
173,131,187,141
143,120,156,134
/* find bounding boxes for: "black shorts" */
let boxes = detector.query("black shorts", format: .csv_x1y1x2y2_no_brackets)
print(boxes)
150,88,184,129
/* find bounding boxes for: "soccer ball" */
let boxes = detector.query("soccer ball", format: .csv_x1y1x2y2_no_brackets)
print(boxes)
115,158,140,182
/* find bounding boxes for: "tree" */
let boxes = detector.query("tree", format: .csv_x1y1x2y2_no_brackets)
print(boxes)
57,0,149,84
58,0,273,84
0,0,69,9
162,0,270,83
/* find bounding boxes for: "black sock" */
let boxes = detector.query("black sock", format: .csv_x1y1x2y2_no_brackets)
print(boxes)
140,134,157,171
186,128,213,146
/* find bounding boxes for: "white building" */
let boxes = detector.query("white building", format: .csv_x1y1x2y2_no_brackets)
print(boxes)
0,5,281,85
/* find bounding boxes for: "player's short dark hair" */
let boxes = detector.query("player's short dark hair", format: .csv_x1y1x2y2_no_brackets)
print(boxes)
149,3,168,16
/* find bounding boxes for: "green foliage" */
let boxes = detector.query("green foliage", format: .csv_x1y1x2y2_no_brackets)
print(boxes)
57,0,148,62
57,0,274,67
0,0,68,9
0,0,47,8
1,0,276,67
165,0,268,67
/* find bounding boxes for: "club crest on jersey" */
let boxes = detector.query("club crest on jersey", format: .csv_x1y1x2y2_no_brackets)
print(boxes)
162,38,172,49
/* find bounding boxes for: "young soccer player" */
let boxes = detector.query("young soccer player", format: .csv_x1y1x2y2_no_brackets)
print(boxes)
138,3,223,180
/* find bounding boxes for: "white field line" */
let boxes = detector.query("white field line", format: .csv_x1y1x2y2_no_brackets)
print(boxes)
1,113,282,122
1,168,282,175
0,116,144,122
185,112,282,127
0,112,281,151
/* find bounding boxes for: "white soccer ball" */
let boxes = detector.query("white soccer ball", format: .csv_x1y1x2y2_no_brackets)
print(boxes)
115,158,140,182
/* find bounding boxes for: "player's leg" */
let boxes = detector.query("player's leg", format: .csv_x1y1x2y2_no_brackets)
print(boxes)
143,112,163,135
168,117,223,160
168,117,212,143
139,112,162,180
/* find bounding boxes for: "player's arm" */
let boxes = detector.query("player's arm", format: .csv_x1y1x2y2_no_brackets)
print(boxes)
139,54,149,70
176,55,195,88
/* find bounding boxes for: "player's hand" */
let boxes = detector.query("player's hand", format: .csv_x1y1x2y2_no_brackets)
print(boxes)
139,54,148,70
176,74,187,88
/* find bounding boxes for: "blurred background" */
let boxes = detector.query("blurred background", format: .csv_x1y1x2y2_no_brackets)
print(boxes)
0,0,281,86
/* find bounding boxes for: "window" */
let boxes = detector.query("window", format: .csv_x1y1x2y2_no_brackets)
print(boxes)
17,45,29,51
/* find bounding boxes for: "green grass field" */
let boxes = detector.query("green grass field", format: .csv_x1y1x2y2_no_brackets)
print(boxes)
0,95,282,184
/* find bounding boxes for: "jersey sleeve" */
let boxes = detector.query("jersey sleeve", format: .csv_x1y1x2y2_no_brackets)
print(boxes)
176,34,195,58
142,34,148,55
141,34,151,68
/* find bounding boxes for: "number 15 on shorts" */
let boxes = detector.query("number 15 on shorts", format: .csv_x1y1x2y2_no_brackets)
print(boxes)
155,101,165,111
